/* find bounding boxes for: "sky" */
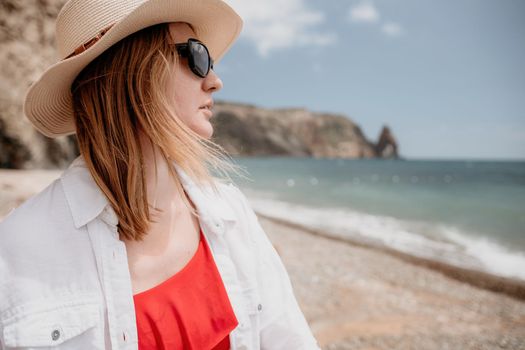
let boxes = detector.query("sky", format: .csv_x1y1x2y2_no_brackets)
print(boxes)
213,0,525,160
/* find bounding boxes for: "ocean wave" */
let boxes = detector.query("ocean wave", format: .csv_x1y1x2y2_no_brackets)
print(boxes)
242,187,525,282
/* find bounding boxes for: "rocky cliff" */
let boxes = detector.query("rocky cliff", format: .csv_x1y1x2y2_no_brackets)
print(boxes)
0,0,399,169
1,0,75,169
211,101,396,159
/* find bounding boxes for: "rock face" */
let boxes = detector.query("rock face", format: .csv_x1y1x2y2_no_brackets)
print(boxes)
211,101,397,159
374,126,398,159
0,0,400,169
0,0,74,169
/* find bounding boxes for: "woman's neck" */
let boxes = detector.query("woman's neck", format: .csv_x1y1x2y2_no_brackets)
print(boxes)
138,130,186,228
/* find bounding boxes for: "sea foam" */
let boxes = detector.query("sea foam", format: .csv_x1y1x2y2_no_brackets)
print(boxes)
242,188,525,282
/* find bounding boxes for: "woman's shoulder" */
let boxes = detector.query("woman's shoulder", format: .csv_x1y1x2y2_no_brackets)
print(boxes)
0,177,73,251
213,180,254,216
214,179,244,200
1,177,64,228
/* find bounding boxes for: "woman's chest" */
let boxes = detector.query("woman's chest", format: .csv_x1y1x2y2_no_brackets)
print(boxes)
123,218,202,295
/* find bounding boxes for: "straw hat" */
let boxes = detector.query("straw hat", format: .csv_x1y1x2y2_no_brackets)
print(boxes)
24,0,243,138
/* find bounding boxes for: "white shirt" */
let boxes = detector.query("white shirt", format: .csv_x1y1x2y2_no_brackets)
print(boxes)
0,155,320,349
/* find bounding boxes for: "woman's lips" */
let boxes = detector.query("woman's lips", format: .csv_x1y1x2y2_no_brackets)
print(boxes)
199,107,212,117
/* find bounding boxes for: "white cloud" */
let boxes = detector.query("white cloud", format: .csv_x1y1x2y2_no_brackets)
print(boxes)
347,1,404,38
224,0,337,57
382,22,403,37
348,0,380,23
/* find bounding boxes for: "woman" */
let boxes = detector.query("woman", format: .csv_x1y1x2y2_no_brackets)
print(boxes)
0,0,320,349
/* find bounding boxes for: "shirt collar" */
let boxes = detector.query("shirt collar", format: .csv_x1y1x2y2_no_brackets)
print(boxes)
61,155,237,231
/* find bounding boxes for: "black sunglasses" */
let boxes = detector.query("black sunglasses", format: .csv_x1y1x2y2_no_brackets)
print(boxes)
174,38,214,78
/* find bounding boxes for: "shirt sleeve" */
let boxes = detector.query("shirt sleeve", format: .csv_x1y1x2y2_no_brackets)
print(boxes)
230,185,321,350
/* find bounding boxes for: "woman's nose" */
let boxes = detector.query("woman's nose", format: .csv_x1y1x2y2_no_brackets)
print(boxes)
203,69,223,92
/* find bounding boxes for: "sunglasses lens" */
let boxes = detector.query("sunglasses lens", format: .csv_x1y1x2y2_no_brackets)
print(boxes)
191,42,210,77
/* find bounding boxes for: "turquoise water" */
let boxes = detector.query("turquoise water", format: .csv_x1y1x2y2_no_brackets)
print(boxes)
228,157,525,280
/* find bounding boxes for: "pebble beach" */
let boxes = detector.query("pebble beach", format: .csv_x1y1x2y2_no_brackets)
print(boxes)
260,214,525,349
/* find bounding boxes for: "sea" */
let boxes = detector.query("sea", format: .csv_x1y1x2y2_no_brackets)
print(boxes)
227,157,525,282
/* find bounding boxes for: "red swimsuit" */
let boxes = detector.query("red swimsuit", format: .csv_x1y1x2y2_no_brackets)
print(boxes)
133,228,238,349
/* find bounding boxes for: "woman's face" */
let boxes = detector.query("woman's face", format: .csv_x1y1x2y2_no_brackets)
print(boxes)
167,22,223,139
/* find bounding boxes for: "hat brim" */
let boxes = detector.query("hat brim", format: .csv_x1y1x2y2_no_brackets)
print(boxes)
24,0,243,138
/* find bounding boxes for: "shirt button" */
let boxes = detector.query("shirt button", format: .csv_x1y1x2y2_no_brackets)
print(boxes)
51,329,60,341
257,303,262,311
122,331,128,342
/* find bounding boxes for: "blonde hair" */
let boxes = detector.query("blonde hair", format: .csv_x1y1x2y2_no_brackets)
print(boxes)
71,23,247,242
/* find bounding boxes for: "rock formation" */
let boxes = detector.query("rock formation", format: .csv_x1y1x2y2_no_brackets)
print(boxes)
374,126,398,159
211,101,396,159
1,0,74,169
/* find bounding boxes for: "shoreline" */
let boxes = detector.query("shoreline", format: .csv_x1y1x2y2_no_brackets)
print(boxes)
256,212,525,302
256,213,525,349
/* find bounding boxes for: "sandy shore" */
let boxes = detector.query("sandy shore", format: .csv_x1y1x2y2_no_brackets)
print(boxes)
1,170,525,349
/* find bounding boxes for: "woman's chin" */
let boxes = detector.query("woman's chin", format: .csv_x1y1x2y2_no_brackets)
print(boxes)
193,123,213,139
